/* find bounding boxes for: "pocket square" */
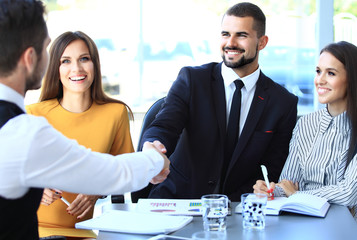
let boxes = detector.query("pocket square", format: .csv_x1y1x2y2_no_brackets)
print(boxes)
265,130,273,133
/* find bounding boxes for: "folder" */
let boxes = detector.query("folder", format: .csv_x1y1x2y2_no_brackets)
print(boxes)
75,210,193,235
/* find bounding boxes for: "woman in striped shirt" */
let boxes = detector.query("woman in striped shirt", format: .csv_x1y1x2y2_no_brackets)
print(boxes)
253,41,357,219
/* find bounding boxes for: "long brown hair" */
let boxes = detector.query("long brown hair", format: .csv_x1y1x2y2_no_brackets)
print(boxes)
40,31,133,119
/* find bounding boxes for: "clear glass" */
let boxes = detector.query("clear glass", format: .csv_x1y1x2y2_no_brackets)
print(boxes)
201,194,228,232
241,193,268,230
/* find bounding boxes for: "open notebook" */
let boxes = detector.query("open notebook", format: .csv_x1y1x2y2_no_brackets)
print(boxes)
75,210,193,235
236,193,330,217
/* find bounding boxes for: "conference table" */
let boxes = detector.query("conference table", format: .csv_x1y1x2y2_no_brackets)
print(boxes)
97,202,357,240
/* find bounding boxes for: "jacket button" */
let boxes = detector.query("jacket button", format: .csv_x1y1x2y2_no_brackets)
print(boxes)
208,181,215,186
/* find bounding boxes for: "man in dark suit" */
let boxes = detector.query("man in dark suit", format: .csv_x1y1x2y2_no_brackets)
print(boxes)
141,2,298,201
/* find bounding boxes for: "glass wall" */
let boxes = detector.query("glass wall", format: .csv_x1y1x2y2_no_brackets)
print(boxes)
25,0,357,116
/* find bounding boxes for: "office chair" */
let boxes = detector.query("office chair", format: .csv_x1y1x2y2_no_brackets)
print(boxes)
131,97,166,203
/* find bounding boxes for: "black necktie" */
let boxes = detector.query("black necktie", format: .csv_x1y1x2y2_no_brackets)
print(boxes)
221,80,244,190
225,79,244,159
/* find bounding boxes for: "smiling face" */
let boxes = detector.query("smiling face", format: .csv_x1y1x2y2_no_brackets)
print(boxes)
315,51,348,116
59,39,94,96
220,15,268,77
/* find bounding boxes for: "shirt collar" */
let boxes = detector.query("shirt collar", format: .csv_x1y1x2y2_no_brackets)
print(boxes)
332,110,350,136
221,62,260,91
321,107,350,136
0,83,26,112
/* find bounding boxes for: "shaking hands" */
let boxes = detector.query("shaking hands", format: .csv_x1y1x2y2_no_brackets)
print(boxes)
143,140,170,184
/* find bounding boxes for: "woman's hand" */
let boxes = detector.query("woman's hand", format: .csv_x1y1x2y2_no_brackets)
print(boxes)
277,179,299,197
40,188,62,206
253,180,276,199
67,194,99,219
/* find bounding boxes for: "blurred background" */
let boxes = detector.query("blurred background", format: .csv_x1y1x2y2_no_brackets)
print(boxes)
25,0,357,147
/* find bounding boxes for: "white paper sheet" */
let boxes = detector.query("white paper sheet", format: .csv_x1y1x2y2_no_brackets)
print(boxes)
75,210,193,235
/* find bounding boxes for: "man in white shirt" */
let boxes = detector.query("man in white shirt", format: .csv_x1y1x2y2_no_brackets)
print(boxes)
0,1,169,239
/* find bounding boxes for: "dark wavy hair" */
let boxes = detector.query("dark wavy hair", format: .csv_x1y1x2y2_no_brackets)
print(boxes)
39,31,133,119
224,2,266,38
0,0,47,76
320,41,357,171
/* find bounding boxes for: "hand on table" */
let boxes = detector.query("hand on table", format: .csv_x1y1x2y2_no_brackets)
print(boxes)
276,179,299,197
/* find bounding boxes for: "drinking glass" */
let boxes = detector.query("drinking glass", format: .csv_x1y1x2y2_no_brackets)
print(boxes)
201,194,228,231
241,193,267,230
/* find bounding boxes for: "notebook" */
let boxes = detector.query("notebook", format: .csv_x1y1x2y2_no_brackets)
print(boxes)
75,210,193,235
235,193,330,217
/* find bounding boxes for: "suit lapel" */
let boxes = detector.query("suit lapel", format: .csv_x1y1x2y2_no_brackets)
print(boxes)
227,72,269,170
211,63,227,145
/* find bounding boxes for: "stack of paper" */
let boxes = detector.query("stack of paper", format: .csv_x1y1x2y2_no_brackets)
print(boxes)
75,210,193,235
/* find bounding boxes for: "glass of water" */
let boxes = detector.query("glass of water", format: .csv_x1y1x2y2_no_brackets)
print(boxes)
241,193,267,230
201,194,228,231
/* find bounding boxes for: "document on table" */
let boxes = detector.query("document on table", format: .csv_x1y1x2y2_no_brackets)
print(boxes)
136,198,202,216
75,210,193,235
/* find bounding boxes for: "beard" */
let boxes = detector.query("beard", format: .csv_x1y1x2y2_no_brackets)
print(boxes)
25,59,45,92
25,69,42,91
222,44,258,69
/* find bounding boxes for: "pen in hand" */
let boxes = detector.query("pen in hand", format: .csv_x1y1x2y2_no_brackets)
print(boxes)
50,189,70,206
61,196,70,206
261,165,274,199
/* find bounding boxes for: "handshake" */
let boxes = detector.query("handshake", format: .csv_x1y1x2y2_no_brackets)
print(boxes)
143,140,171,184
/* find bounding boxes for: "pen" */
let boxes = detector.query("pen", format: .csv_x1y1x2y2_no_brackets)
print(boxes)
188,209,201,212
261,165,274,199
61,196,70,206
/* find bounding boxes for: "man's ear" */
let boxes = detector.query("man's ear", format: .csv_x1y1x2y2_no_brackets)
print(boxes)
258,35,269,51
20,47,37,74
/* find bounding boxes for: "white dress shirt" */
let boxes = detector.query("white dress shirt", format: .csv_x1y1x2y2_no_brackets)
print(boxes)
0,83,164,199
275,107,357,219
221,63,260,135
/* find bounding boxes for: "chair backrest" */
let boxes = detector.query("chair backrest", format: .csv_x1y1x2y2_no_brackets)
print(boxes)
131,97,165,203
136,97,166,151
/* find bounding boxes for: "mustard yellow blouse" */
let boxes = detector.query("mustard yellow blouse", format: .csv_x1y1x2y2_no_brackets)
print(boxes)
26,99,134,238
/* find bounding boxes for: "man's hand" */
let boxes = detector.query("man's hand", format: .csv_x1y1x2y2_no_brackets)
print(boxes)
143,140,170,184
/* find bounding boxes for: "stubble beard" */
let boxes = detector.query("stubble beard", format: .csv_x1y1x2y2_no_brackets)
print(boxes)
25,62,43,92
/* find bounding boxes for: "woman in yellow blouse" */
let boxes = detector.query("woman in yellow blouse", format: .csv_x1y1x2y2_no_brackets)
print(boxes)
26,31,134,240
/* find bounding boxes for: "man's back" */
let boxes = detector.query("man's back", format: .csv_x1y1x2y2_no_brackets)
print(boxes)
0,100,43,240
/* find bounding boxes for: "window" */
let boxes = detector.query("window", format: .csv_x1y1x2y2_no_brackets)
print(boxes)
26,0,356,117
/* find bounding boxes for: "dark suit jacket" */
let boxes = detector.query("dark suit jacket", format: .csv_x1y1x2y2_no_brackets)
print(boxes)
142,62,298,201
